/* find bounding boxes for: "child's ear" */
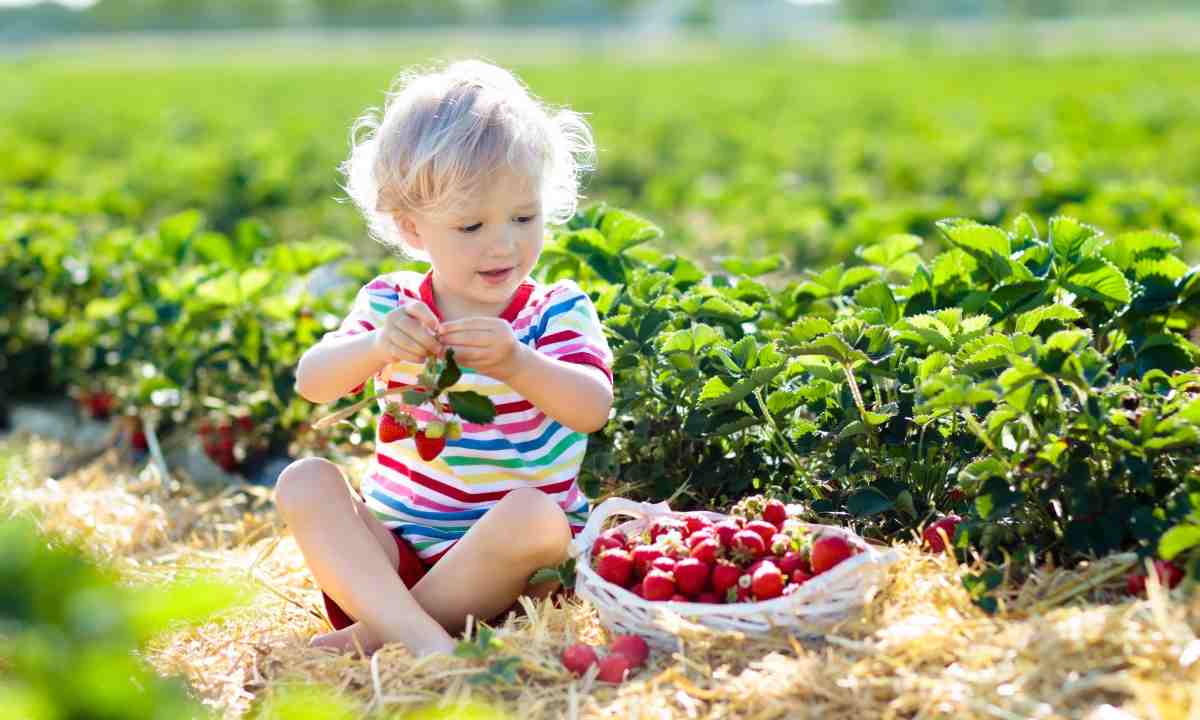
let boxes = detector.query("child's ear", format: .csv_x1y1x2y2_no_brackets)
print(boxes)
394,214,424,251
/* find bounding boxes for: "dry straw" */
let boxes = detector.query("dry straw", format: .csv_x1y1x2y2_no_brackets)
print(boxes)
2,431,1198,719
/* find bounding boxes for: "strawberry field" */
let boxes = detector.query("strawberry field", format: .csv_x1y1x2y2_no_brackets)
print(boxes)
3,37,1200,719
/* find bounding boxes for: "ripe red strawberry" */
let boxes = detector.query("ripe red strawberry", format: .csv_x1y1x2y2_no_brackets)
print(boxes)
414,430,446,460
596,653,635,684
596,548,634,588
1153,560,1184,589
608,634,649,667
591,534,625,559
630,581,645,598
778,550,809,577
922,515,962,553
1126,573,1147,596
560,643,599,676
696,591,721,604
684,514,713,536
751,561,785,601
745,520,778,547
642,569,676,601
600,529,629,549
690,537,720,565
811,536,855,574
649,517,687,543
379,411,413,443
631,545,664,577
763,499,788,527
791,568,813,585
651,556,677,574
686,528,716,550
713,520,741,547
670,593,689,602
673,557,710,597
731,529,767,563
235,415,255,434
710,559,741,596
769,533,793,556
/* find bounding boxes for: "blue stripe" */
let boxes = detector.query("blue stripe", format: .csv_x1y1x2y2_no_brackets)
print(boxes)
518,293,584,344
367,488,487,521
449,420,564,452
396,524,467,540
368,289,399,300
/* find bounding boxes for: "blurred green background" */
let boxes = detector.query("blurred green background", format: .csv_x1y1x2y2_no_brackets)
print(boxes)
4,0,1200,273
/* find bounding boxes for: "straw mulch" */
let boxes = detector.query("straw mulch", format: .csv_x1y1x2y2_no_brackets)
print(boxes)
2,431,1197,720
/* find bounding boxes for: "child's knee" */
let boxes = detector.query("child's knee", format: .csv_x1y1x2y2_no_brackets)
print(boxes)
274,457,345,520
496,487,572,562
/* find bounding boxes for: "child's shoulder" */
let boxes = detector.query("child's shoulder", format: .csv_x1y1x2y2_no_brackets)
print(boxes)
522,277,592,315
357,270,426,298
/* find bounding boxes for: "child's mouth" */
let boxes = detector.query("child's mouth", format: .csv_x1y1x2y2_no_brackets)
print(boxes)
478,267,513,284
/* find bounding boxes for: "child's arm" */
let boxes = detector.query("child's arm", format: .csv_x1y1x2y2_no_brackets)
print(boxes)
499,344,613,434
437,319,613,434
294,331,391,405
297,281,443,405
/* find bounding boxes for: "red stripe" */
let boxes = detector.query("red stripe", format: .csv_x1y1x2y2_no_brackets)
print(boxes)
379,387,531,416
559,353,614,385
402,287,419,299
494,399,533,414
358,320,376,332
535,329,581,348
377,452,576,502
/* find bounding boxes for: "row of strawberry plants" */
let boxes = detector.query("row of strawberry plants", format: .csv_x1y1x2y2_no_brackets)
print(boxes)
3,200,1198,595
549,206,1200,597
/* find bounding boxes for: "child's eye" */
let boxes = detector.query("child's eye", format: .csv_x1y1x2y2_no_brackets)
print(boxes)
458,222,483,234
515,215,537,224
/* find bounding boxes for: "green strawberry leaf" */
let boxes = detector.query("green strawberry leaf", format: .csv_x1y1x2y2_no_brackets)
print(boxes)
448,391,496,425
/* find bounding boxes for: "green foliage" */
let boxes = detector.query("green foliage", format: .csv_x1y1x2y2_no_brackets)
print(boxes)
0,511,246,720
543,208,1200,591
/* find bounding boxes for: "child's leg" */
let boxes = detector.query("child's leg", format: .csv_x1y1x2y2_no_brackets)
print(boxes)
274,458,456,657
406,486,574,636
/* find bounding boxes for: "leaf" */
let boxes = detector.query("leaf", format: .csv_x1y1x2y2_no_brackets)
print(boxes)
1048,216,1102,264
437,350,463,390
789,317,834,344
853,281,899,324
698,376,731,405
938,219,1010,259
598,208,662,253
858,234,922,268
1014,304,1083,335
447,391,496,425
847,488,894,517
699,364,785,409
975,477,1022,520
1159,525,1200,560
1059,257,1132,306
718,254,786,277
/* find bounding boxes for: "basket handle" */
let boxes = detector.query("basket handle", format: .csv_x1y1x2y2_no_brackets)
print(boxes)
568,496,674,560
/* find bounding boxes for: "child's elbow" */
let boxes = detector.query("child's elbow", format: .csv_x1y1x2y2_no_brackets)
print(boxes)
581,392,614,434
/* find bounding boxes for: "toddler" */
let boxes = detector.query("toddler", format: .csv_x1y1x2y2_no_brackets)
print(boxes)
276,59,614,658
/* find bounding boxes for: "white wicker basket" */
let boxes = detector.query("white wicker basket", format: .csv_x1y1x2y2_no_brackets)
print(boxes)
568,497,900,651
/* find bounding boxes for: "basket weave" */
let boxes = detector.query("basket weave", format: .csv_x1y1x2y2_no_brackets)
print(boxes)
568,497,899,651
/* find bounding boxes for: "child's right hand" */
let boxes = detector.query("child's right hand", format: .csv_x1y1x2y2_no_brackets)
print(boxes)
372,300,443,364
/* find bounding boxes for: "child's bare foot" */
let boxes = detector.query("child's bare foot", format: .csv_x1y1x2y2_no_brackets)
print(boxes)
308,624,380,656
309,622,456,658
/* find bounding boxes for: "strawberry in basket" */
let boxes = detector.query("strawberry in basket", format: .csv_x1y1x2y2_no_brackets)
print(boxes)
586,495,862,605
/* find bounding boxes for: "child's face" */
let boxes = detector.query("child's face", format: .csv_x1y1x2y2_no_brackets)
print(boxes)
399,166,544,318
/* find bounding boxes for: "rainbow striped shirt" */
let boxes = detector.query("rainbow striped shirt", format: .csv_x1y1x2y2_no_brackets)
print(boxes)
322,269,613,565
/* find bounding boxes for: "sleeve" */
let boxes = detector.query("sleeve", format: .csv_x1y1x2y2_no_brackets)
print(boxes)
319,274,417,395
532,280,614,386
320,275,397,344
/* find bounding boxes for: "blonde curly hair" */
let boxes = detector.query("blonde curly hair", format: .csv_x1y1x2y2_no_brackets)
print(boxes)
338,59,596,261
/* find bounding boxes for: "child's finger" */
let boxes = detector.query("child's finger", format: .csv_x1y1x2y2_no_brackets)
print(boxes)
404,301,442,335
436,328,490,346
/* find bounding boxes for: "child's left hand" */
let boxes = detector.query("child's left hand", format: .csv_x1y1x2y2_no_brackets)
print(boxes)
437,317,528,380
